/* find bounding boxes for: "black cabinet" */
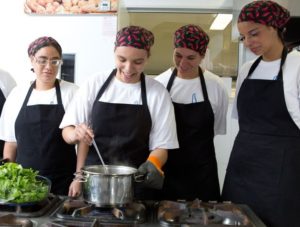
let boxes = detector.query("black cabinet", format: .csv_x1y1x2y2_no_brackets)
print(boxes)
61,54,75,83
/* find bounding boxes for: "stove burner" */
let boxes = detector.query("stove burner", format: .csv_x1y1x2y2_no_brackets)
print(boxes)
51,198,146,225
158,199,254,226
0,194,61,218
0,214,33,227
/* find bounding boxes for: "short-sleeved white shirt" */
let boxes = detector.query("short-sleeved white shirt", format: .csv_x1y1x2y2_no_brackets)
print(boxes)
0,69,16,98
0,80,78,142
155,68,229,135
232,50,300,129
60,70,179,151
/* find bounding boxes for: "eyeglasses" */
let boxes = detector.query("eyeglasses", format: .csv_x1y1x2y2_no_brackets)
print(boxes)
34,57,63,66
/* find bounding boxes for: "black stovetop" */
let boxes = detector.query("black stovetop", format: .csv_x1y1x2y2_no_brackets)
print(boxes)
44,199,266,227
0,195,267,227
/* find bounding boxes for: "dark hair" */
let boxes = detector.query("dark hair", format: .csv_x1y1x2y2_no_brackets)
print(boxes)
277,27,287,44
28,36,62,57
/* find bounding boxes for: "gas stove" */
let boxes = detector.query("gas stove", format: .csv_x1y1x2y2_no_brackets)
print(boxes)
0,194,61,218
0,196,267,227
43,198,266,227
0,193,62,226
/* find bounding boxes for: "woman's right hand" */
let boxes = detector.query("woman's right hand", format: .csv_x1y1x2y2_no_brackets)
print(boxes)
63,123,94,145
73,123,94,145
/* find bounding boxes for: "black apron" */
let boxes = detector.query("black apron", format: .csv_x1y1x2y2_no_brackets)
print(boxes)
162,67,220,201
87,69,158,200
15,79,76,195
0,89,5,157
222,48,300,227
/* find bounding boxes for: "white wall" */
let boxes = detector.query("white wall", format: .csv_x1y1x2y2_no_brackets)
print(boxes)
0,2,117,85
122,0,233,10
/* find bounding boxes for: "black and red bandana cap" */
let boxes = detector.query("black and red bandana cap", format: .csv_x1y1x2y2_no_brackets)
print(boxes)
114,26,154,52
174,24,209,56
28,36,62,57
238,0,290,29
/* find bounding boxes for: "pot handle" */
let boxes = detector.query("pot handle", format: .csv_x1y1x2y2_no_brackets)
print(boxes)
73,171,88,183
134,172,146,182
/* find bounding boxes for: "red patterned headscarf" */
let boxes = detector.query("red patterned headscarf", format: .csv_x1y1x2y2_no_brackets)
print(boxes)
28,36,62,57
238,0,290,29
174,24,209,56
114,26,154,52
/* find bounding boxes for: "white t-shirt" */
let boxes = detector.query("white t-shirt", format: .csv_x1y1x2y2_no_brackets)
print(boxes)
60,70,179,151
232,50,300,129
0,80,78,142
155,68,229,135
0,69,16,98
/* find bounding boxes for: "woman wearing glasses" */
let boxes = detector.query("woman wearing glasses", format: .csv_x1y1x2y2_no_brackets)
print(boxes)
0,36,78,195
222,1,300,226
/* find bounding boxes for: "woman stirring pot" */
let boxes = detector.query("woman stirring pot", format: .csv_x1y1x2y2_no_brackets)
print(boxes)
60,26,178,199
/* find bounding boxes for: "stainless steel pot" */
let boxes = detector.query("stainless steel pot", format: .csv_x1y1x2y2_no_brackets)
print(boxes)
79,165,142,207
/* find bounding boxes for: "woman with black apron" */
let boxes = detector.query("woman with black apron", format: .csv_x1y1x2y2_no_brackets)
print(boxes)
0,70,16,156
60,26,179,198
0,37,77,195
155,25,228,201
222,1,300,226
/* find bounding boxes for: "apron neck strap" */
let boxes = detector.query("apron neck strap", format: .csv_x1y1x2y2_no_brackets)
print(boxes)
246,47,288,80
95,69,148,106
277,47,288,80
167,67,209,101
22,79,61,107
166,68,177,92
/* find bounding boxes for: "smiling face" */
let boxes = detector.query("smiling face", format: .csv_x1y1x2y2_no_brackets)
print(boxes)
114,46,149,84
238,21,282,60
173,47,203,79
30,46,62,90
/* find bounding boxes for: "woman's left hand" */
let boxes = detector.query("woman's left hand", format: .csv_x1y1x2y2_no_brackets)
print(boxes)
68,180,82,197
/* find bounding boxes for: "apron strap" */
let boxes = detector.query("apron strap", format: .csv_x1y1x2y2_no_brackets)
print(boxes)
246,56,263,79
166,68,177,92
94,69,149,108
21,82,35,108
95,69,117,101
21,79,63,107
277,47,288,80
140,73,148,108
199,67,209,101
246,47,288,80
54,79,63,105
0,89,5,116
166,67,209,101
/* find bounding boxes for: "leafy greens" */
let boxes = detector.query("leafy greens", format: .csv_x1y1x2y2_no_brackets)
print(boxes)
0,163,49,203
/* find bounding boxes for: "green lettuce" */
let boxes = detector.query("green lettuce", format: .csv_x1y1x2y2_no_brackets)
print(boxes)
0,163,49,203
